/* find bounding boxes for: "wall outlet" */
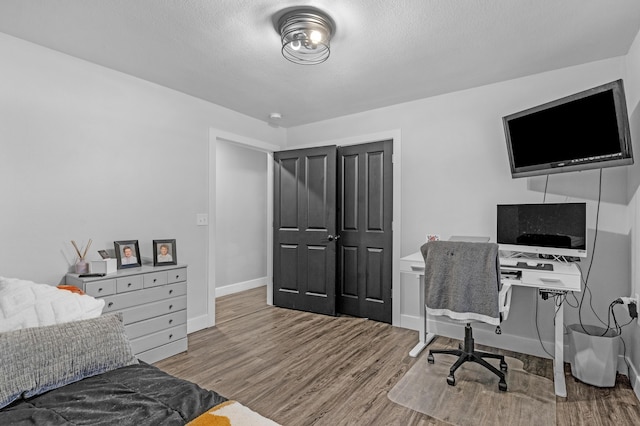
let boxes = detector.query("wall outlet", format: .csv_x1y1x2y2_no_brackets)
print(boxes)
196,213,209,226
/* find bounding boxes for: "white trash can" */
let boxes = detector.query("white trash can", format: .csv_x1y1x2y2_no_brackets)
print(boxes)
568,324,620,387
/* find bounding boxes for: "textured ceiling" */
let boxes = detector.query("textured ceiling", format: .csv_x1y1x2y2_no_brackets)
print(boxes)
1,0,640,128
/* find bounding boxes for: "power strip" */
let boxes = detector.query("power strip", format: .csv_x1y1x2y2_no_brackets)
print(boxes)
539,288,565,300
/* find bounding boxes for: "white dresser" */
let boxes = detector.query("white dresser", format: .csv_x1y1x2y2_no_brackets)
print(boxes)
65,264,188,364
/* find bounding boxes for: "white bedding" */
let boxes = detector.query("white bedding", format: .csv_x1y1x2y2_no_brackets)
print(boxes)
0,277,105,332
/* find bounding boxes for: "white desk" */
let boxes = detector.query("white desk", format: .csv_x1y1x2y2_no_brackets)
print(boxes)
399,251,581,397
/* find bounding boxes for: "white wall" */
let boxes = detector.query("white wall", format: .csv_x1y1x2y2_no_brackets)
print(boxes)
215,141,268,292
3,24,640,379
624,27,640,392
287,56,633,361
0,33,285,331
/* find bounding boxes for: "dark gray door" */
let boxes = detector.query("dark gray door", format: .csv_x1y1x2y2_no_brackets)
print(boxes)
273,146,337,316
336,140,393,323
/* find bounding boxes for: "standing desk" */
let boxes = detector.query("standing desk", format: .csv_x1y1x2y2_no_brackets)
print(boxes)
399,250,581,397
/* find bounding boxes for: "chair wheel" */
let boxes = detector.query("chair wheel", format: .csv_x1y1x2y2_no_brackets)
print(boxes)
499,381,507,392
447,375,456,386
500,361,508,371
427,353,434,364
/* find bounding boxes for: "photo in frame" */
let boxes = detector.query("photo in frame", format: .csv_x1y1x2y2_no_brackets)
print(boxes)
153,239,177,266
114,240,142,269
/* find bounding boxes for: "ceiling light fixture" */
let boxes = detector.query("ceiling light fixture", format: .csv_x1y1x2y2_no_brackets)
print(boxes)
277,8,335,65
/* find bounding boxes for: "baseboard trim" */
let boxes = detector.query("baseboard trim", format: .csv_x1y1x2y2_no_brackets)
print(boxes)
626,354,640,400
399,314,556,360
187,314,209,334
400,314,422,331
216,277,268,297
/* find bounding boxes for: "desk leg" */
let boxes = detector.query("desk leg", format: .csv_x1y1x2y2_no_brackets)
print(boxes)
554,298,567,397
409,275,436,357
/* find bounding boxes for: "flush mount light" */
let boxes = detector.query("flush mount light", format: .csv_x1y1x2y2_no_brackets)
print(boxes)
277,8,335,65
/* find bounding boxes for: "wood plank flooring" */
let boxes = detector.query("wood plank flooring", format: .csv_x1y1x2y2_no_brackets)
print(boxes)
155,287,640,425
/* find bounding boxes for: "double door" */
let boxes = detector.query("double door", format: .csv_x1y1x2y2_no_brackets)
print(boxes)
273,140,393,323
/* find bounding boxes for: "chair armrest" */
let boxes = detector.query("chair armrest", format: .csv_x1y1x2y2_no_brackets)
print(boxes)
499,281,513,321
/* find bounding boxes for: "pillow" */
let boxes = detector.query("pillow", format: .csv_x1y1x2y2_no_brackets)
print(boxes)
0,277,105,332
0,312,138,409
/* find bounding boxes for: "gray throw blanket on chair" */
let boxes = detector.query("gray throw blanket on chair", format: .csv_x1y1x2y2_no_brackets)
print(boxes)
421,241,501,325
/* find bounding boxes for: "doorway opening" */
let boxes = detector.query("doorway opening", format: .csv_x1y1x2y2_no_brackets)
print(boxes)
215,140,270,322
207,129,279,328
207,129,402,328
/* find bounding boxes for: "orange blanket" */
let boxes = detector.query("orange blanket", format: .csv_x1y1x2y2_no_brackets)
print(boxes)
187,400,280,426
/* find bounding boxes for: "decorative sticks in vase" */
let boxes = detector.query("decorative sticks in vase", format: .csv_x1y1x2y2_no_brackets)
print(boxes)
72,239,92,274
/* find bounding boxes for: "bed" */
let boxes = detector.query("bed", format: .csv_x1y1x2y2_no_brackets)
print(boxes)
0,362,225,425
0,277,278,425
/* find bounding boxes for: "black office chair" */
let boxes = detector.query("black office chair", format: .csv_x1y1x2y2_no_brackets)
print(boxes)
420,241,512,392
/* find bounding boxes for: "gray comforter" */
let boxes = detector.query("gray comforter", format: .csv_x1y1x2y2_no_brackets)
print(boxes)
0,362,226,425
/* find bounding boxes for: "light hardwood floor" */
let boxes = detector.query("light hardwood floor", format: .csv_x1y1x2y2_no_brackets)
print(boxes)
155,287,640,425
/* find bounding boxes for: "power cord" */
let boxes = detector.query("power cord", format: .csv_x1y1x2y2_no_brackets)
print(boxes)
535,170,613,353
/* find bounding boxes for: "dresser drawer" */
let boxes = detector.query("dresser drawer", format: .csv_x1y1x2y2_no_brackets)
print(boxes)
101,282,187,313
84,279,116,297
116,275,143,293
115,296,187,325
129,324,187,354
167,268,187,284
136,338,188,364
144,271,168,288
125,310,187,339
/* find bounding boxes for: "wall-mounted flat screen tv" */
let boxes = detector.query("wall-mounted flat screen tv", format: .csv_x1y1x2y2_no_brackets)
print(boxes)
497,203,587,258
503,80,633,178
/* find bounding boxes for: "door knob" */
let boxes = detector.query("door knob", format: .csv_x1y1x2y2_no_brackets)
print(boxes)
327,234,341,242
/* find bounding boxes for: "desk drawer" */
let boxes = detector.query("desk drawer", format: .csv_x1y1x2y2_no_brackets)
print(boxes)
521,271,581,292
84,279,116,297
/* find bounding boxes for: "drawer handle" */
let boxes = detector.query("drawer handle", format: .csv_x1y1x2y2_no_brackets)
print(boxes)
169,304,173,310
169,319,173,324
175,275,180,279
169,289,173,294
169,334,173,340
153,278,157,283
108,302,114,308
127,283,132,287
98,288,103,292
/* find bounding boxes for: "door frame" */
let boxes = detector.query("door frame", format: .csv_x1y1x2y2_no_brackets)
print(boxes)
207,128,402,328
283,129,402,326
207,128,280,328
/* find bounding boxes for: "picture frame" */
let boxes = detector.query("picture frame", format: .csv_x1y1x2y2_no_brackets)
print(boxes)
153,239,177,266
114,240,142,269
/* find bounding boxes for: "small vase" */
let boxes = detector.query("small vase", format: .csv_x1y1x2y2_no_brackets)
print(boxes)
75,260,88,274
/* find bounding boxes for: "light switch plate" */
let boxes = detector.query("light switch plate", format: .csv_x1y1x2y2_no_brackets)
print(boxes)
196,213,208,226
